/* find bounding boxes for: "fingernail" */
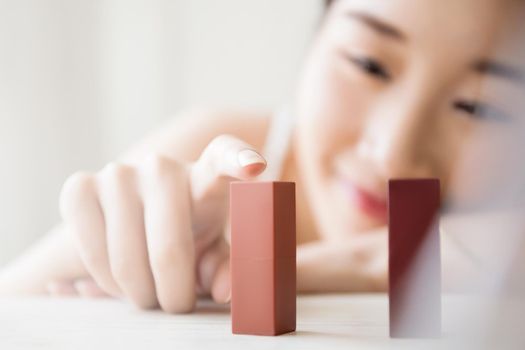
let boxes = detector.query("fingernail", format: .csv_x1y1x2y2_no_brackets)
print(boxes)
237,149,265,167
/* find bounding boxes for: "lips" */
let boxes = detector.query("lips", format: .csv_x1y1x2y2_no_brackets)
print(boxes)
340,179,388,222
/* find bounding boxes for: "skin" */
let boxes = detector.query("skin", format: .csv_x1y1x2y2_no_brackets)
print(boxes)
1,0,524,312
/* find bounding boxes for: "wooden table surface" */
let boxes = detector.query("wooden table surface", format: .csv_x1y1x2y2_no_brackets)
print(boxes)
0,294,510,350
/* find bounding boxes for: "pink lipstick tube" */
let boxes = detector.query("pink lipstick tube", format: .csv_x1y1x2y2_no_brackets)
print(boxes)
230,181,296,336
388,178,441,338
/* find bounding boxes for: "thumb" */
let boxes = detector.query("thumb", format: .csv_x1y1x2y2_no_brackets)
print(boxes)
210,257,230,304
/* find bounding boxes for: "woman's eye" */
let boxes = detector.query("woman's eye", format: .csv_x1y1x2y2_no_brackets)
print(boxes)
343,53,391,81
453,100,511,123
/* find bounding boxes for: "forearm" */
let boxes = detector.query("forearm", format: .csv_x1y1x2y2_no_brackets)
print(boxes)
295,221,510,294
296,230,388,293
0,224,86,295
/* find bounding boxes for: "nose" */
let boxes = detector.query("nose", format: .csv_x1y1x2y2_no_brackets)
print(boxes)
357,96,436,180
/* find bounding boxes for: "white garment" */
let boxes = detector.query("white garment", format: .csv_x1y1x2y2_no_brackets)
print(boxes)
259,107,295,181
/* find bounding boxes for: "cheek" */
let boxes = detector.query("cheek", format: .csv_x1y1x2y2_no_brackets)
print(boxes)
448,125,525,207
295,47,371,177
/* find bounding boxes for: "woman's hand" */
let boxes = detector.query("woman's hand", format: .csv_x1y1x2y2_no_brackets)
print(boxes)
297,228,388,293
57,135,266,313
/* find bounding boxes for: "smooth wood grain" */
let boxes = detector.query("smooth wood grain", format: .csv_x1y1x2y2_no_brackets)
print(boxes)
0,294,514,350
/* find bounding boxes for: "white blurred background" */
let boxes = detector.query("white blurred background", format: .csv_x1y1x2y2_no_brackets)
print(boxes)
0,0,322,266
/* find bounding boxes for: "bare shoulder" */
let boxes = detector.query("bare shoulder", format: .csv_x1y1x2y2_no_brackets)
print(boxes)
123,108,272,163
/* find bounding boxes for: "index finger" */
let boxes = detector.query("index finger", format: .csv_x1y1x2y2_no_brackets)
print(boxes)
190,134,267,201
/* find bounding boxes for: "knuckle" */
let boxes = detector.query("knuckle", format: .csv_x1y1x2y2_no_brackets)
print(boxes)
209,134,235,147
197,134,238,174
204,134,235,157
144,154,173,174
59,171,95,217
142,153,185,183
99,162,133,183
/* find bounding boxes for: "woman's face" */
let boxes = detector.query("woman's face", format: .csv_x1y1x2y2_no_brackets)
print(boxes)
294,0,525,240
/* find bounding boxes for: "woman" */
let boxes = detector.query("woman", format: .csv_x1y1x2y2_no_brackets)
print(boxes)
1,0,524,313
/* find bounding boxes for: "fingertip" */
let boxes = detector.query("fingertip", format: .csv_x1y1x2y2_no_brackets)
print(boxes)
237,148,266,167
211,261,231,304
211,281,230,304
240,162,267,178
237,149,266,179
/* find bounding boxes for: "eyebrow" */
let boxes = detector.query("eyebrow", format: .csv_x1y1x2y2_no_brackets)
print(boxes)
345,11,406,42
474,60,525,85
